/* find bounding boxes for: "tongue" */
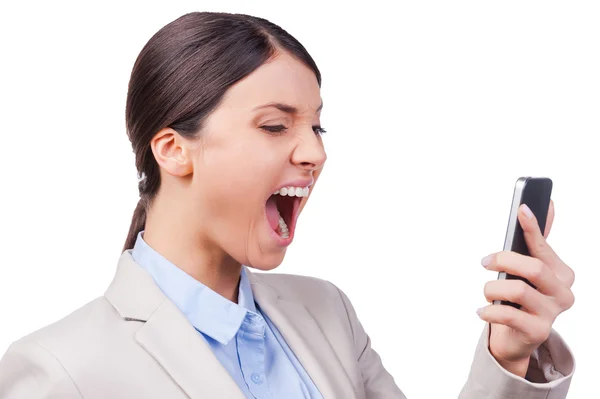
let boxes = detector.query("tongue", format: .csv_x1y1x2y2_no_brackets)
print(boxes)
265,196,280,231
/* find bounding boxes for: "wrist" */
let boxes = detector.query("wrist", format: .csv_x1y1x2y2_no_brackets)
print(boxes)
495,355,530,378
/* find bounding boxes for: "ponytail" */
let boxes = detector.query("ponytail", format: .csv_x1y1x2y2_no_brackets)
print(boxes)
122,198,147,252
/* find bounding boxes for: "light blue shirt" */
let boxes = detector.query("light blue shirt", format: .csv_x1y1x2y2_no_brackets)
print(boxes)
131,231,323,399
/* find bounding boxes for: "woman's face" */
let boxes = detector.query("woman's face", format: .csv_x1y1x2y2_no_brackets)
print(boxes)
184,52,326,270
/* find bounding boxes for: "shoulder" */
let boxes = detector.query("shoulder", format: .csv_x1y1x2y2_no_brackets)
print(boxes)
0,296,124,396
15,296,123,350
1,296,130,375
251,271,345,303
249,270,358,326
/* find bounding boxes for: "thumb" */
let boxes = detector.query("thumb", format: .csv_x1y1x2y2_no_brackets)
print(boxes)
519,203,556,264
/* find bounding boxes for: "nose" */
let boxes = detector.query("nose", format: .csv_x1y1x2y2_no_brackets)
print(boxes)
291,128,327,171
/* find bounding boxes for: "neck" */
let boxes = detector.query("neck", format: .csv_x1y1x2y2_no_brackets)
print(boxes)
143,202,242,303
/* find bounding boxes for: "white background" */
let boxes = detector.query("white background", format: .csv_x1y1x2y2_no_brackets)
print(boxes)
1,1,598,397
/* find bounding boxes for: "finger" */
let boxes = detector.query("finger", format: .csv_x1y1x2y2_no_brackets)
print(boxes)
544,199,555,239
477,305,551,345
483,251,562,296
484,251,575,305
518,204,559,266
518,204,575,287
484,279,557,317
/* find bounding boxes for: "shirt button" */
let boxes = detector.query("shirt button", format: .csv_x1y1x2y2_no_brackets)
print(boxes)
251,373,262,384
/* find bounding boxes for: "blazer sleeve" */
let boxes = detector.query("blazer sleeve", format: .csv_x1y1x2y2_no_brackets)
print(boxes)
0,340,82,399
458,323,575,399
335,284,575,399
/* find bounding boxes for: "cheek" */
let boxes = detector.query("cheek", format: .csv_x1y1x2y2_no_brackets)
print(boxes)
195,141,283,226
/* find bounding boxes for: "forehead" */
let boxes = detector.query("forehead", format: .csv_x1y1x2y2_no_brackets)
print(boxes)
221,52,322,113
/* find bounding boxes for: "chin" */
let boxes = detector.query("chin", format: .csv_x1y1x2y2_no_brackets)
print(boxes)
244,250,287,272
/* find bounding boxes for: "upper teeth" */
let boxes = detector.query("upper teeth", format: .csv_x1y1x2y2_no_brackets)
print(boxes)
273,186,309,197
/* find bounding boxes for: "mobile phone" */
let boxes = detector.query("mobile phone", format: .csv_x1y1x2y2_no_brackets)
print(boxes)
494,177,553,308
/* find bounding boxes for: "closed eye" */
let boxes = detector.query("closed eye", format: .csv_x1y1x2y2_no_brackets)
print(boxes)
260,124,287,134
260,125,327,136
312,126,327,135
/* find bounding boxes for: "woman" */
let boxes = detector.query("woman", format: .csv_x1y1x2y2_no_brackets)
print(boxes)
0,11,575,399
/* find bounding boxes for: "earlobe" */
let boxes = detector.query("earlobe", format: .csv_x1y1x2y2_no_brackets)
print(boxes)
150,128,194,177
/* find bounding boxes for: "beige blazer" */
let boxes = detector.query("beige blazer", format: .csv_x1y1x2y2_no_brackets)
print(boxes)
0,251,574,398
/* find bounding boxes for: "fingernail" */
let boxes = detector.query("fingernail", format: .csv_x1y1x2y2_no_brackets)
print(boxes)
521,204,534,219
481,255,492,267
476,307,484,317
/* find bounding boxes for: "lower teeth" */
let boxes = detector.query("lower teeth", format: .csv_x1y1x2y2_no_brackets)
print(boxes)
277,215,289,238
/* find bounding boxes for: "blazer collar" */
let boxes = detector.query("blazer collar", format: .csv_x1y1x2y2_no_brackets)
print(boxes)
105,250,357,399
105,250,244,398
246,268,357,399
130,231,255,345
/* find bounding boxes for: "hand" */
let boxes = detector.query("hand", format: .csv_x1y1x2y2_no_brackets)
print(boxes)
477,200,575,377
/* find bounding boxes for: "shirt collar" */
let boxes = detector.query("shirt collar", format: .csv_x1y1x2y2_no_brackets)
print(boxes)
131,230,256,345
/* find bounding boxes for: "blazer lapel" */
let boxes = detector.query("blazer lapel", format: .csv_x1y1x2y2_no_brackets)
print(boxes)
105,251,245,399
247,268,357,399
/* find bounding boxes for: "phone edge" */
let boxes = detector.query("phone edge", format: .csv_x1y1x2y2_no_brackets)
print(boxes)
492,176,528,305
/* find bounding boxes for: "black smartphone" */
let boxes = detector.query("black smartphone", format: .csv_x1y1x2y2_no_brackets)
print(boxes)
494,177,553,309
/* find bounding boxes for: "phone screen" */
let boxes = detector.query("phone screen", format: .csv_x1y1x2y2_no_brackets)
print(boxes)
495,177,552,308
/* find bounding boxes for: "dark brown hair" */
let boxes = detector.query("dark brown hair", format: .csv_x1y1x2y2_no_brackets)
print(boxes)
122,12,321,251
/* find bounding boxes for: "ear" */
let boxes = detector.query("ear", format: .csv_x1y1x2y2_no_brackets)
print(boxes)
150,127,194,177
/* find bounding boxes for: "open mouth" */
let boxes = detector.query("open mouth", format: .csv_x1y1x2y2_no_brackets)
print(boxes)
265,186,309,240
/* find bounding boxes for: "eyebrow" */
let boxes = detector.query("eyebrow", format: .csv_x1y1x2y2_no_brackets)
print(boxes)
252,101,323,114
